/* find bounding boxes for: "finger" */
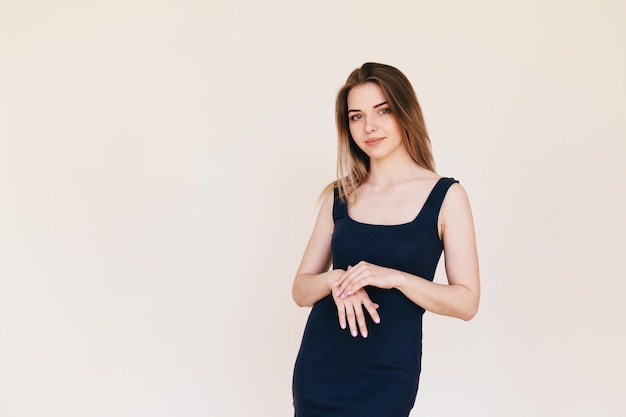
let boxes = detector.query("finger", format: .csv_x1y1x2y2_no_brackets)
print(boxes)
337,267,363,298
364,300,381,324
335,301,347,330
345,275,370,297
354,304,368,338
334,265,352,288
340,270,368,298
345,303,358,337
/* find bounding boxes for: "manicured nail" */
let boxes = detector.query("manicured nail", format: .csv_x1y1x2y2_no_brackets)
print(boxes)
351,330,357,337
374,317,380,324
347,290,352,295
362,331,368,338
341,323,346,329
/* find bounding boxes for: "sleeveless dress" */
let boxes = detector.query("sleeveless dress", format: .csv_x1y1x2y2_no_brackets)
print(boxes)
292,177,459,417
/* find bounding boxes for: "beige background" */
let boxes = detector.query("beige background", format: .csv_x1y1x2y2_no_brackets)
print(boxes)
1,1,625,416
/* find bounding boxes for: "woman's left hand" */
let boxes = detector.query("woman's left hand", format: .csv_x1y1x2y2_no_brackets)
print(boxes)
335,262,399,299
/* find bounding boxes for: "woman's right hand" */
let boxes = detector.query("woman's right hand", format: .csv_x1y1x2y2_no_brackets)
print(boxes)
329,270,380,338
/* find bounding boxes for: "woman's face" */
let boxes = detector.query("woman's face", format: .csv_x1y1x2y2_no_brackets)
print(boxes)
347,82,405,161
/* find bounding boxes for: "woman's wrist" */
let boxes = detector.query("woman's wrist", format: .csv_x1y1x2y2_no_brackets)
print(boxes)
327,269,343,291
393,270,408,290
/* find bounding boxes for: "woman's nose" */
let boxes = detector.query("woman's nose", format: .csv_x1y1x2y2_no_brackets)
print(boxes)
364,116,377,132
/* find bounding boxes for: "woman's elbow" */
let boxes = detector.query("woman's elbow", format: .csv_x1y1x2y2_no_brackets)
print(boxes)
292,288,303,307
291,285,311,308
292,294,307,308
460,298,480,321
460,307,478,321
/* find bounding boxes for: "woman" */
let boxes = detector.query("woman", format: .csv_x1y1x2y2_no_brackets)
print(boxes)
292,62,480,417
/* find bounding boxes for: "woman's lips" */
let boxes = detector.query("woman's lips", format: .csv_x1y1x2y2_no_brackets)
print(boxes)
365,137,384,146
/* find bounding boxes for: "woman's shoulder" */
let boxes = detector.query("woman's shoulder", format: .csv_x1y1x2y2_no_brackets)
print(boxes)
440,178,472,218
313,182,338,219
318,181,338,205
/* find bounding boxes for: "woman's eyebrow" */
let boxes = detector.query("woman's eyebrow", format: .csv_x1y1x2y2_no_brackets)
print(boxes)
348,101,388,113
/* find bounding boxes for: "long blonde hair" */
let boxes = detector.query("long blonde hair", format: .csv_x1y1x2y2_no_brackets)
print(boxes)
326,62,435,203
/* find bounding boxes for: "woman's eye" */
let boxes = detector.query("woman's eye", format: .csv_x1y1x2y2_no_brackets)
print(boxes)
350,114,362,121
379,108,391,115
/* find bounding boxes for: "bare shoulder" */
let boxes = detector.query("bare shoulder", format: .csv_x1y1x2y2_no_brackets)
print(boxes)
443,181,471,208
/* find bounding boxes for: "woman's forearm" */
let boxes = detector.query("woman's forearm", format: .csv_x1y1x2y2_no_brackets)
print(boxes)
292,269,343,307
395,272,479,321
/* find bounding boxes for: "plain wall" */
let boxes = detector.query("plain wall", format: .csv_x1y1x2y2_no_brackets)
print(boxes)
1,1,625,416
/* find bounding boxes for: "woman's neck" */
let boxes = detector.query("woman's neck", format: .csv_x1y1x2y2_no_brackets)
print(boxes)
366,152,431,187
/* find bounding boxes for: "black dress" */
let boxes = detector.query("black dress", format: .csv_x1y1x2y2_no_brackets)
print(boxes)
292,177,459,417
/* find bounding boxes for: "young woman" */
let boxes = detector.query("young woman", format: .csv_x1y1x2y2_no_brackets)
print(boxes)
291,62,480,417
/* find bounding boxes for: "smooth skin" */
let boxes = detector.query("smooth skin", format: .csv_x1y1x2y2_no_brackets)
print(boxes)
292,82,480,338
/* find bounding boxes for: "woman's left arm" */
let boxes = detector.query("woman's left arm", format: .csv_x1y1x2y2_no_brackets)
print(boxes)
334,183,480,321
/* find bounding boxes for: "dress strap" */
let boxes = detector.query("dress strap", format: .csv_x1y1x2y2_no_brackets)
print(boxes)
333,178,458,224
332,187,348,223
422,177,459,220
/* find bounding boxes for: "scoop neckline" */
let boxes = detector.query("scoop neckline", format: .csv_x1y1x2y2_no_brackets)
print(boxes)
345,177,445,227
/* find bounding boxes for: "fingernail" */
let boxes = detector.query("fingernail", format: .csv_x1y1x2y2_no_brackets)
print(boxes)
362,331,368,338
351,330,357,337
347,290,352,295
341,323,346,329
374,317,380,324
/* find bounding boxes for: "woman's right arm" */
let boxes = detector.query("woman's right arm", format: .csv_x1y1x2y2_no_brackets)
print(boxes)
292,189,380,338
292,189,339,307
